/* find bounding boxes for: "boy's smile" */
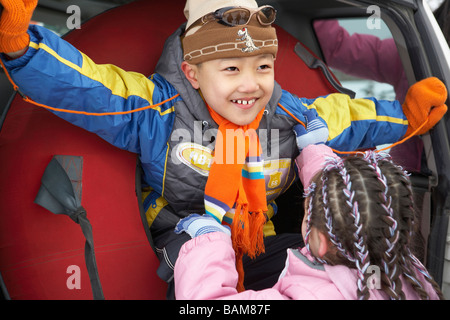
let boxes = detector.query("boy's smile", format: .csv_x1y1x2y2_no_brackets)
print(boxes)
231,98,257,109
182,54,275,126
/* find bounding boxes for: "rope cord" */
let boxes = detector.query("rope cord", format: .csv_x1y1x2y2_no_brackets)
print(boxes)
1,58,424,154
0,58,180,116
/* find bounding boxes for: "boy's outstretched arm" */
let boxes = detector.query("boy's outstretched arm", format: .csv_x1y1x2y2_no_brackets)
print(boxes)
0,0,174,156
0,0,36,58
288,76,447,152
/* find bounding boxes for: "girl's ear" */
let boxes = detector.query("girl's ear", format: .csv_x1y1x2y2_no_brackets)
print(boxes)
309,227,330,258
181,61,200,89
316,231,330,258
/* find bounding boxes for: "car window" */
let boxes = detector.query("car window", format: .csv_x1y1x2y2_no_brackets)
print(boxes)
313,17,400,102
313,16,411,152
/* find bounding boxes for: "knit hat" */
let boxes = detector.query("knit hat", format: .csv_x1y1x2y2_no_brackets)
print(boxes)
182,0,278,64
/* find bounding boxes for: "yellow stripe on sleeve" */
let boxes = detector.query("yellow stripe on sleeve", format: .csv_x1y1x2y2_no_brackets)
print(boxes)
306,94,407,141
29,41,82,73
376,115,408,125
80,53,156,101
29,41,158,107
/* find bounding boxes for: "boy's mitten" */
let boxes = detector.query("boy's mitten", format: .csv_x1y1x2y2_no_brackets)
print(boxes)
0,0,37,53
402,77,448,136
294,108,329,151
175,214,231,239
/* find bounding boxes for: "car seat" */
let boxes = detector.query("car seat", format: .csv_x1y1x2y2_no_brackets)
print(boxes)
0,0,345,299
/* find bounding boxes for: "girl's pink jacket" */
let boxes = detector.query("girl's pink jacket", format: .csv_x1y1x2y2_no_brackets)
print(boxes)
174,145,439,300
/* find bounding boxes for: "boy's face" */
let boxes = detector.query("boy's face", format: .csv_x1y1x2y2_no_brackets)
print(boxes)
182,54,275,126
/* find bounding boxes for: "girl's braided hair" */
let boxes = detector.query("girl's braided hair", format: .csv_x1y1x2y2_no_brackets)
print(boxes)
304,151,444,300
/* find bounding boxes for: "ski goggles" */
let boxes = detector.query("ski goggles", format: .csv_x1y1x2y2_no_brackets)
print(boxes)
201,5,277,27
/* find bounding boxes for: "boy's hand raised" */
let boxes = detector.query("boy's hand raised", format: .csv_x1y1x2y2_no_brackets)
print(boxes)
402,77,448,136
0,0,37,54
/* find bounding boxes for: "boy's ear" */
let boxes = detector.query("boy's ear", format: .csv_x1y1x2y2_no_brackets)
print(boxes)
181,61,200,89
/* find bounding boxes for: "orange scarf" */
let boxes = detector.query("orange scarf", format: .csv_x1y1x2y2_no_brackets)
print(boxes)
204,104,268,292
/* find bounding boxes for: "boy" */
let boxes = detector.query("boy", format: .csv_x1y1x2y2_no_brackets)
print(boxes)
0,0,447,298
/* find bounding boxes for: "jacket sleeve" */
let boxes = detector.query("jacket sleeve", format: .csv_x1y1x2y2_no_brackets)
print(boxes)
174,232,286,300
1,25,176,155
278,91,408,152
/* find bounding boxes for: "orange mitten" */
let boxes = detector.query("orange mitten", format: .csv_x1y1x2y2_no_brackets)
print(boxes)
402,77,448,136
0,0,38,53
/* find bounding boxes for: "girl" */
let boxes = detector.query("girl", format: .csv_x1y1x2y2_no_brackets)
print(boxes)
173,111,443,300
297,145,443,299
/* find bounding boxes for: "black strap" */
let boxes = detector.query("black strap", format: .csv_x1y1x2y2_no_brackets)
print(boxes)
0,271,10,300
294,42,356,98
34,155,104,300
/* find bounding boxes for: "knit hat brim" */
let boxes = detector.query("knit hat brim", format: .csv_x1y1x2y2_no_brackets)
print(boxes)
182,16,278,64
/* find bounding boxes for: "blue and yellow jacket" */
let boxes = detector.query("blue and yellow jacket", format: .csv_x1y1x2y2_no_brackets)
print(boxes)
2,25,408,232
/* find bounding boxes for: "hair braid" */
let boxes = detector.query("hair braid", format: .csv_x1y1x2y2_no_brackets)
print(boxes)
408,250,445,299
305,157,357,265
324,159,357,263
373,155,443,299
343,158,378,300
365,153,406,299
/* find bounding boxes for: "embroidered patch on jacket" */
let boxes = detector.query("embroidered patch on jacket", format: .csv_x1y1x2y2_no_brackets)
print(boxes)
175,142,213,176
